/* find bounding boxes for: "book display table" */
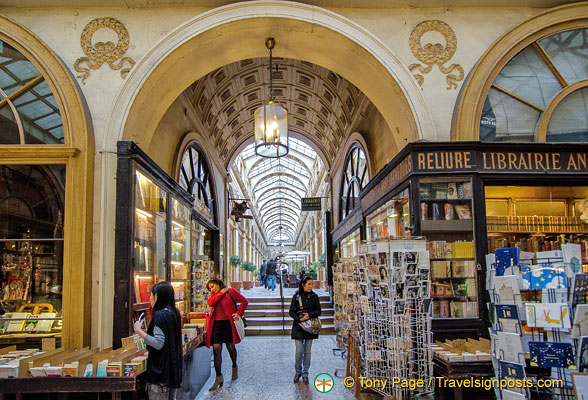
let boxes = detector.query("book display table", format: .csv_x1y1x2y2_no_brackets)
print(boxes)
433,356,494,400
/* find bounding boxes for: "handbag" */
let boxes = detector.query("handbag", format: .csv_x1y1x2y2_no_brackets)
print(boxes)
298,294,321,334
233,315,245,341
227,291,248,327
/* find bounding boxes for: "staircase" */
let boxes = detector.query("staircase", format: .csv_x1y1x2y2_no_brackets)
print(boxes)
244,294,335,336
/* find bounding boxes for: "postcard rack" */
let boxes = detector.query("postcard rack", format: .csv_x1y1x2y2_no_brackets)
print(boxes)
487,245,585,400
357,238,433,398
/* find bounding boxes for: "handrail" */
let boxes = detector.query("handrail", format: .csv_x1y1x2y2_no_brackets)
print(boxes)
279,272,285,332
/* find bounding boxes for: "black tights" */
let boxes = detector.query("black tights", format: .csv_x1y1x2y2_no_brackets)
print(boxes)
212,343,237,377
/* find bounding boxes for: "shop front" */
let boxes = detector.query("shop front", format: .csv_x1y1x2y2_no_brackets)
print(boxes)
113,141,218,399
332,141,588,341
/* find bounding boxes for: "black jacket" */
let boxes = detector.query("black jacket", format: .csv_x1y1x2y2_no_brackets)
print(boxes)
289,290,321,340
146,308,183,388
260,263,267,275
266,260,277,276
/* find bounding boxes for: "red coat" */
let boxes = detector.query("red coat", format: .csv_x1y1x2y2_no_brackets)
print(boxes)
205,288,248,347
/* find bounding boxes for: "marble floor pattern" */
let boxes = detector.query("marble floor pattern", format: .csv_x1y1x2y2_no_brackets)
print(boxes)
193,335,357,400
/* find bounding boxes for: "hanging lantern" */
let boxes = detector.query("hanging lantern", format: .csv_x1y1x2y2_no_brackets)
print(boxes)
254,37,289,158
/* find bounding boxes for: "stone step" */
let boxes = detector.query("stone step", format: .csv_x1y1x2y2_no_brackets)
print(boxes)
247,301,332,310
245,316,335,326
245,308,334,318
244,325,336,336
242,295,331,303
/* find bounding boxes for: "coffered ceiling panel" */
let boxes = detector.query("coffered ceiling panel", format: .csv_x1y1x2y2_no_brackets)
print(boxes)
189,57,369,164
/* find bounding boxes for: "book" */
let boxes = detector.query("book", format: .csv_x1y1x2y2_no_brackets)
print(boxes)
447,182,458,199
454,204,471,220
529,341,575,368
451,278,474,297
457,181,472,199
419,184,432,200
431,183,448,200
444,203,454,220
6,312,29,332
36,312,56,332
138,277,153,303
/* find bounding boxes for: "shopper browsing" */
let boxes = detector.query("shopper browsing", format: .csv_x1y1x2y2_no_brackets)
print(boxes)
133,281,183,400
205,277,249,390
289,275,322,385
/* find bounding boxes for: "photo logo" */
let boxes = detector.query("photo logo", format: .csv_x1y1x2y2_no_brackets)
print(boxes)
314,373,334,393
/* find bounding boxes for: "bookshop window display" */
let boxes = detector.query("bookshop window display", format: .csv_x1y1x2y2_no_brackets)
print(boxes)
114,142,216,348
485,185,588,261
0,165,64,342
365,188,410,241
419,176,478,320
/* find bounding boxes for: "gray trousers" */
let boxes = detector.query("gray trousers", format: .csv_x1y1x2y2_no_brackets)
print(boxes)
147,383,177,400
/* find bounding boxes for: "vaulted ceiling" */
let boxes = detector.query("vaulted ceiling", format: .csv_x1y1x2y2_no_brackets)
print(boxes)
187,57,371,166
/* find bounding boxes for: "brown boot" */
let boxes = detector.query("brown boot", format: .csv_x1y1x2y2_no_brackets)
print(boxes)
232,366,238,380
209,375,223,391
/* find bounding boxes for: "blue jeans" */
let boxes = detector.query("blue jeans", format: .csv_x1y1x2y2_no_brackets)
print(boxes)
266,275,276,291
295,339,313,377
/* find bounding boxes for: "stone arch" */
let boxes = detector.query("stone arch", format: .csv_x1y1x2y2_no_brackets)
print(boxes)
105,1,434,156
453,2,588,140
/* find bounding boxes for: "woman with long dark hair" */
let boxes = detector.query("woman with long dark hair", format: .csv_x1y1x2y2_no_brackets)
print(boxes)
289,275,321,385
133,281,183,400
205,277,248,391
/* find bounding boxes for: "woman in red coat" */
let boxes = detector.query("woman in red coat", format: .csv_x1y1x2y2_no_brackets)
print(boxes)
205,277,248,391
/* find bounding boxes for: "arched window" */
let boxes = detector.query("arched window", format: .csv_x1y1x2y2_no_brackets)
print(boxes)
0,40,64,144
177,143,215,224
340,143,369,220
480,28,588,142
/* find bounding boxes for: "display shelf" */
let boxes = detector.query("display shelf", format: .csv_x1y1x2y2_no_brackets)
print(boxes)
422,219,473,232
430,257,475,261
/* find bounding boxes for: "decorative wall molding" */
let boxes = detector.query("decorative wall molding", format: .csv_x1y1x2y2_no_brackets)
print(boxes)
74,17,135,84
409,20,464,90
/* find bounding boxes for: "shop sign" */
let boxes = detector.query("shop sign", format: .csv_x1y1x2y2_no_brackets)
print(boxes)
301,197,322,211
332,209,363,244
361,156,412,211
413,150,588,173
480,151,588,172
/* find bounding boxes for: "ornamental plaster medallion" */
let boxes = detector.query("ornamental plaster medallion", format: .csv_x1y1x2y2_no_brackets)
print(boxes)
409,20,464,90
74,18,135,84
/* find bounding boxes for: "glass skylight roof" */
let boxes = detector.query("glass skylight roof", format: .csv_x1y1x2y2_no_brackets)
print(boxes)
235,137,322,244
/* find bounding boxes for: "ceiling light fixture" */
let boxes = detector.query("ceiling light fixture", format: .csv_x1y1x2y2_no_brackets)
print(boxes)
254,37,289,158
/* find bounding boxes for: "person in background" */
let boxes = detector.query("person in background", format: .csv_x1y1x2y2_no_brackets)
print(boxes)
298,268,306,284
289,275,321,385
265,258,277,291
205,277,248,391
134,281,183,400
260,259,268,289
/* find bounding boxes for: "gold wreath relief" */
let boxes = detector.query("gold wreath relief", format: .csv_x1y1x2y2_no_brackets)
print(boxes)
409,20,464,90
74,17,135,84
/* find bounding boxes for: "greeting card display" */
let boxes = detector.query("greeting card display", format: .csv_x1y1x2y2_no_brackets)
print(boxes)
529,342,575,369
495,248,520,277
521,264,567,290
525,303,571,330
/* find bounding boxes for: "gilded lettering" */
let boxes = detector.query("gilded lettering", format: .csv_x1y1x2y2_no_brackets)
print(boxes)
463,151,472,168
577,154,587,170
455,152,463,169
551,153,561,170
417,153,425,170
508,153,518,170
482,152,492,169
568,154,579,170
518,153,528,170
445,152,454,169
534,153,545,170
427,153,434,170
497,153,506,170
